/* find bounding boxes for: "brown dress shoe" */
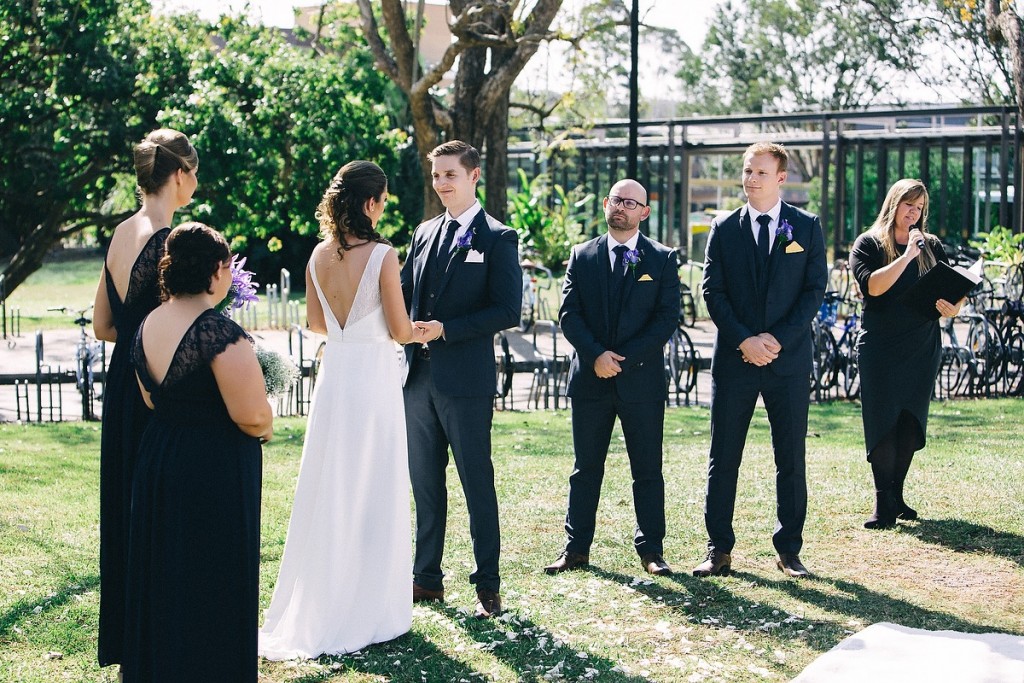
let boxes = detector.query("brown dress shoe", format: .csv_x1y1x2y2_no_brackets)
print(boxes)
776,553,810,578
474,589,502,619
692,549,732,576
640,553,673,576
412,582,444,603
543,551,589,575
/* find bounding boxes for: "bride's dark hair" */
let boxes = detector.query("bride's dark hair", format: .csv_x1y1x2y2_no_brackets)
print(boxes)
315,161,389,259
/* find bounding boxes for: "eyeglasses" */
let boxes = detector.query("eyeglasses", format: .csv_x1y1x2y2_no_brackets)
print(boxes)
607,195,646,210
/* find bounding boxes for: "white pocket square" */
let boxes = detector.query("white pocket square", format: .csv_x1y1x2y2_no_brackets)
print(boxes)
465,249,485,263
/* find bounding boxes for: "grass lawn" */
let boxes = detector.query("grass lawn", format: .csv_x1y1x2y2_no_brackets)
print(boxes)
1,400,1023,682
3,253,305,334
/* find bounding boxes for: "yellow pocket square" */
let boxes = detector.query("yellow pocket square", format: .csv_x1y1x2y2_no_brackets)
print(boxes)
785,241,804,254
637,273,654,282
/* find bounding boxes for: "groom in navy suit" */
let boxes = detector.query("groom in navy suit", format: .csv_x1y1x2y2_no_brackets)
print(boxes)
694,142,827,579
543,179,680,577
401,140,521,619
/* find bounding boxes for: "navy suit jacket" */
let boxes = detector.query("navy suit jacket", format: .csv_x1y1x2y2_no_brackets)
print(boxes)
401,208,522,397
702,201,827,379
560,232,680,401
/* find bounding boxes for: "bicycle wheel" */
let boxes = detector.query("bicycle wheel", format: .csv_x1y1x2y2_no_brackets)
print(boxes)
679,285,697,328
967,318,1004,388
839,330,861,400
1002,329,1024,395
664,326,698,395
936,348,967,398
810,325,838,393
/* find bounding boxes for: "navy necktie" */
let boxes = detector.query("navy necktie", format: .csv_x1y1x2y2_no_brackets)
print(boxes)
612,244,628,281
756,214,771,264
438,219,460,259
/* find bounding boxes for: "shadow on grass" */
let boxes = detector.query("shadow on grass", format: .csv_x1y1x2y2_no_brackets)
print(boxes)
735,570,1024,637
428,601,654,683
587,562,1022,658
283,631,483,683
0,574,100,637
903,518,1024,568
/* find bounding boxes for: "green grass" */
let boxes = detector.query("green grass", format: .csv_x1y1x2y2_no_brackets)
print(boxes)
2,401,1023,681
3,253,306,333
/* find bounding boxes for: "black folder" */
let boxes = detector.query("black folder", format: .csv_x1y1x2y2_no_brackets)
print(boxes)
898,260,982,320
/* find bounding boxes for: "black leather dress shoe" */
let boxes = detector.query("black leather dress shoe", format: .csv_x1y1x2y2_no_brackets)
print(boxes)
692,549,732,577
474,589,502,619
641,553,673,576
543,551,589,575
412,582,444,603
776,553,810,578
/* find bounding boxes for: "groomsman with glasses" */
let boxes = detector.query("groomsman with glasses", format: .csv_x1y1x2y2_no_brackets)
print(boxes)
543,179,680,578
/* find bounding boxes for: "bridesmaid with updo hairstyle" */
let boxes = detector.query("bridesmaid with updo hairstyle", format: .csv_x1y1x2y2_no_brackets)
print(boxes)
91,128,198,672
124,222,271,682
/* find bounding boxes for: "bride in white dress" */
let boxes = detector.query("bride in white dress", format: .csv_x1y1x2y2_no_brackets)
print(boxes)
259,161,426,660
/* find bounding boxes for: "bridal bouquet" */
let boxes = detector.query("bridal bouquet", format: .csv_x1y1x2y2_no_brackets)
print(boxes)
217,254,260,313
255,345,301,398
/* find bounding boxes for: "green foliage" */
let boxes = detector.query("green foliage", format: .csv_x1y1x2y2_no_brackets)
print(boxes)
970,225,1024,264
680,0,927,114
506,168,595,269
156,14,407,286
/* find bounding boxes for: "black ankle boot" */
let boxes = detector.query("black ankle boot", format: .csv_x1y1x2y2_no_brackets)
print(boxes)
893,488,918,520
893,451,918,520
864,489,898,529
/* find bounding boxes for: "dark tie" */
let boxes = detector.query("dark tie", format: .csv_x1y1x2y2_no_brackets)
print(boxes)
438,219,460,259
756,214,771,264
609,244,629,337
612,244,629,281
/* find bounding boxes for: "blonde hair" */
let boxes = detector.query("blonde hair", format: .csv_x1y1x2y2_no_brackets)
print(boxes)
868,178,937,274
744,142,788,172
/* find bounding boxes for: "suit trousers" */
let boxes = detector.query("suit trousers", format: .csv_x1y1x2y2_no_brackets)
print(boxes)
404,358,500,592
564,393,666,557
705,369,808,555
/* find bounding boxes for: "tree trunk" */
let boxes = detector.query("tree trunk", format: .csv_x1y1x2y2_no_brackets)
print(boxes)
985,0,1024,232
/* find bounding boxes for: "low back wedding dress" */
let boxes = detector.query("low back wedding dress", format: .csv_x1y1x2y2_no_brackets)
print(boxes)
259,242,411,659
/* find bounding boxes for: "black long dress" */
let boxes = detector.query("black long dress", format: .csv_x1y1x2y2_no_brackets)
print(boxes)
122,310,262,683
849,234,948,455
97,227,169,666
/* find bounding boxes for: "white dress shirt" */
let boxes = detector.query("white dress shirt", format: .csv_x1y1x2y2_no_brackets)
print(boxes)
607,232,640,272
441,200,483,254
747,201,782,255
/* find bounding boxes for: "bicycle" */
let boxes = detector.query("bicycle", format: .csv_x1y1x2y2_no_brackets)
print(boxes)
48,305,105,421
664,323,699,403
679,283,697,328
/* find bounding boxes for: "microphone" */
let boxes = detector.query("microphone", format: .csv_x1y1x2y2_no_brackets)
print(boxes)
911,224,925,250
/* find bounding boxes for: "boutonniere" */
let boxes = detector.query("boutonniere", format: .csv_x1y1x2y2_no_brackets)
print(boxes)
622,248,642,274
455,227,475,253
774,219,794,247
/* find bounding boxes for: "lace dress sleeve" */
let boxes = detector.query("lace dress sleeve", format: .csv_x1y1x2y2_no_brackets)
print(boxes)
162,311,253,389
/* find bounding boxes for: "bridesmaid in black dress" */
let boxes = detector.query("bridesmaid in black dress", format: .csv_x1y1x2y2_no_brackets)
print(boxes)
849,179,963,530
123,223,272,682
92,128,198,670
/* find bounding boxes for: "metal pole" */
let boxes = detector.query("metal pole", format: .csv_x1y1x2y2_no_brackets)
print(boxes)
627,0,639,179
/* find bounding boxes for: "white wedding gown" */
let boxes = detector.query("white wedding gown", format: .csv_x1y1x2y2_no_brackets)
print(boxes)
259,243,412,659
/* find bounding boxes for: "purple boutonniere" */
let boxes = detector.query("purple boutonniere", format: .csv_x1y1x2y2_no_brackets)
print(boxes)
622,248,642,274
455,227,475,253
775,219,794,246
217,254,260,313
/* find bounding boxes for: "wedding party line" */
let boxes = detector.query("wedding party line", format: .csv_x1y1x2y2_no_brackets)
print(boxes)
5,126,1018,682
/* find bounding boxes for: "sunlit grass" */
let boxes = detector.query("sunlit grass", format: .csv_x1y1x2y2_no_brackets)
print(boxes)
2,400,1023,681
